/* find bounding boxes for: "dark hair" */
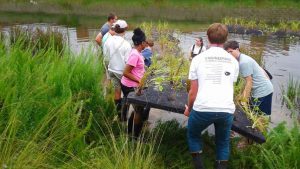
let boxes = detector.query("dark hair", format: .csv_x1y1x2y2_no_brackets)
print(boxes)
224,40,239,50
207,23,228,44
132,28,146,46
107,13,116,21
114,24,126,34
198,37,203,47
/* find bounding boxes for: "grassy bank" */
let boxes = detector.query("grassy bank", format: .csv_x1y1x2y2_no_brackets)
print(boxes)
0,0,299,24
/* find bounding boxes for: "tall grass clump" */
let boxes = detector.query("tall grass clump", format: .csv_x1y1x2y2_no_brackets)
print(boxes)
282,76,300,120
0,31,165,168
230,122,300,169
0,36,113,167
9,25,65,54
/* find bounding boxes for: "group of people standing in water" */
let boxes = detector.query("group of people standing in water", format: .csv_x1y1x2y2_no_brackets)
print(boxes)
96,13,273,169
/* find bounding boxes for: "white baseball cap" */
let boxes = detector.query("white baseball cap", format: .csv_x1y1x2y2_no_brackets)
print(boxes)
113,20,128,29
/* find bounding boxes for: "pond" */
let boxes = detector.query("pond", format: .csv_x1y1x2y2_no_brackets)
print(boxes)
1,21,299,127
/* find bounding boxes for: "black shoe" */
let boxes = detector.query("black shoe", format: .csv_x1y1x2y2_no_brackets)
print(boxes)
192,153,205,169
215,160,228,169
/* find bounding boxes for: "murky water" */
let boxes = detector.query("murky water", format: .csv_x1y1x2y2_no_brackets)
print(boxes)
1,23,299,127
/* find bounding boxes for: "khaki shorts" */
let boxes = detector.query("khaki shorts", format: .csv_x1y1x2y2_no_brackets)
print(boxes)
108,71,122,90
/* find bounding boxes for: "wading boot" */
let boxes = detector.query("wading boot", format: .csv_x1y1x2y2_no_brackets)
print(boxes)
215,160,228,169
191,153,205,169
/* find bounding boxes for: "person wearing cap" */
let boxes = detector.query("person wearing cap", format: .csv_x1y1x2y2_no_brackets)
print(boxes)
184,23,239,169
95,13,117,46
224,40,273,115
103,20,131,120
189,37,206,60
121,28,149,138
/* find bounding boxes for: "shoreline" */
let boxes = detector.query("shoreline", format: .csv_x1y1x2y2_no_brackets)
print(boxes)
0,2,300,23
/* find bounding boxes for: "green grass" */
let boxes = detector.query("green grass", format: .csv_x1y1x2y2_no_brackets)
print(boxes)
230,122,300,169
0,30,164,169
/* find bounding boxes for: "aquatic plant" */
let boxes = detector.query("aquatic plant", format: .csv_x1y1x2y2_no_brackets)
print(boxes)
290,21,300,32
222,17,300,36
138,22,189,93
9,25,66,54
282,76,300,120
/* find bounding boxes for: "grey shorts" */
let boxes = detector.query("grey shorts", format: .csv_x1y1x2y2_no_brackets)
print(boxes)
108,71,122,90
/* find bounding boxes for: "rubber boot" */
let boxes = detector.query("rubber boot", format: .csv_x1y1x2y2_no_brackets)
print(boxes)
133,122,143,138
115,99,126,121
191,153,205,169
115,99,122,111
215,160,228,169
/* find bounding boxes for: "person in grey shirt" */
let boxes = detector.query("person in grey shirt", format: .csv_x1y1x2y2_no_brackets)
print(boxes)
95,13,117,46
224,40,273,115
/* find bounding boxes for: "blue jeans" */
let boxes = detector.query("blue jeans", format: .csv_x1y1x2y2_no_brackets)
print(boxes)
187,110,234,160
250,92,273,115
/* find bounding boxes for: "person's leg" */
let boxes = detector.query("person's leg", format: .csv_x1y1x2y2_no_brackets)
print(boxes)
120,84,134,121
133,105,145,138
127,105,144,138
188,110,212,169
109,71,121,110
113,72,123,101
258,93,273,115
214,112,233,163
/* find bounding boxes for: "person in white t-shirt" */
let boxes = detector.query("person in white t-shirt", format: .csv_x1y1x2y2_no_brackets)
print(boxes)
103,20,131,119
189,37,206,60
184,23,239,169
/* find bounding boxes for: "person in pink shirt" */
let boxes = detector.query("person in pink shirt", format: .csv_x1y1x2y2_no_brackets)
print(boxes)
121,28,148,138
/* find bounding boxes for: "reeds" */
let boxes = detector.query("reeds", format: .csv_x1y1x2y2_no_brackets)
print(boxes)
9,25,65,55
0,29,167,168
282,76,300,120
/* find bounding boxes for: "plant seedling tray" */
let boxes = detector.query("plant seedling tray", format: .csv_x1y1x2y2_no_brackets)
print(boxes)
126,86,266,143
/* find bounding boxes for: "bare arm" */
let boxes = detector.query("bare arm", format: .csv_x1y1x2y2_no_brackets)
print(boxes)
123,64,140,84
184,80,198,116
242,76,253,102
95,32,103,46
